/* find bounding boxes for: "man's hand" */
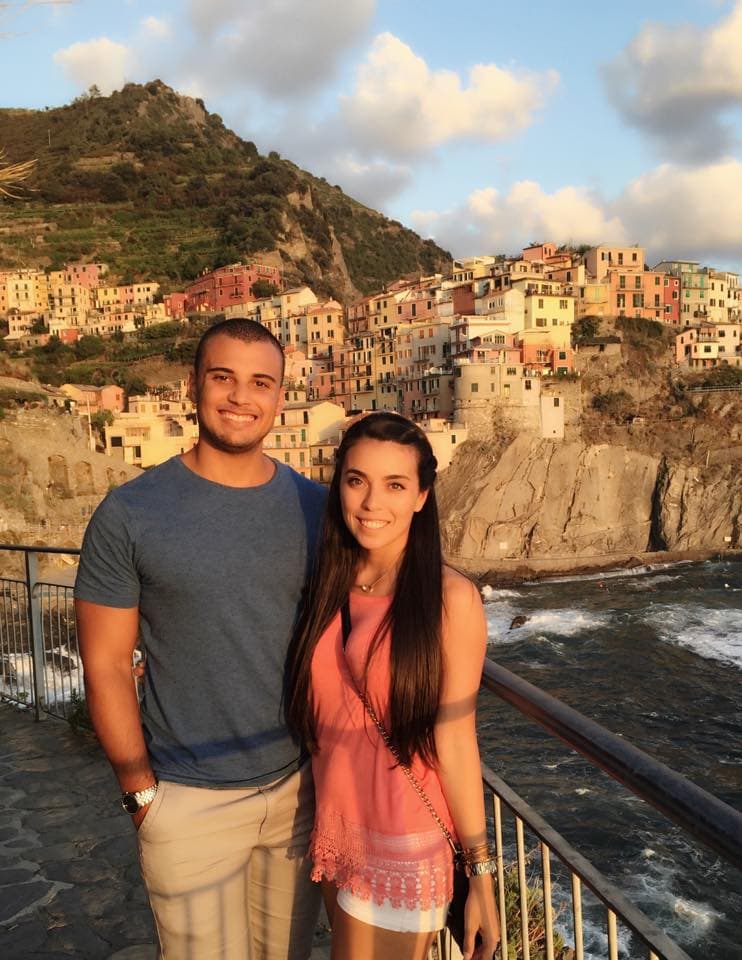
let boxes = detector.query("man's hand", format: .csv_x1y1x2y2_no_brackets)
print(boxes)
131,805,150,831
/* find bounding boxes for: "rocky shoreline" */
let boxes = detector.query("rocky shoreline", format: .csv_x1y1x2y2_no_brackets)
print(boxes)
453,547,741,588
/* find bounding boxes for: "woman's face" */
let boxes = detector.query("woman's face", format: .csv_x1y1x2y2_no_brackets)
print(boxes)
340,438,428,556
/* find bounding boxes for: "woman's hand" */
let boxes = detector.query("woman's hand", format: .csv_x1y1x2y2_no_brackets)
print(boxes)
463,874,501,959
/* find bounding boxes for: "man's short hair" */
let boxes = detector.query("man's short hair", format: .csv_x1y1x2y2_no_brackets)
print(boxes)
194,318,285,381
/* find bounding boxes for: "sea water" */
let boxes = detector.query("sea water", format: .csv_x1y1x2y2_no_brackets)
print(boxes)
479,558,742,960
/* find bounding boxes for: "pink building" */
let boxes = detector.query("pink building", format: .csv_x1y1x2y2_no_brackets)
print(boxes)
608,269,679,323
165,293,187,319
520,341,574,374
184,263,282,313
61,383,125,414
64,262,107,288
663,276,681,325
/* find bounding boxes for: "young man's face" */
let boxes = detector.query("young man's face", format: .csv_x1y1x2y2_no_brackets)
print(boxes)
190,333,284,455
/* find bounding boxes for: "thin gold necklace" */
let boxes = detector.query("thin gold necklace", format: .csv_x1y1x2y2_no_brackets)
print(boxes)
354,560,397,594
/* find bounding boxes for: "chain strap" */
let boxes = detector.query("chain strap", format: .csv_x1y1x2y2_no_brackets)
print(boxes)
347,659,461,858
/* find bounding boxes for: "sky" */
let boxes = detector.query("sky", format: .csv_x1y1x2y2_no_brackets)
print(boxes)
2,0,742,272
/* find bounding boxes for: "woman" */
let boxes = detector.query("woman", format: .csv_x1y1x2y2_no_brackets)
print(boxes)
286,412,500,960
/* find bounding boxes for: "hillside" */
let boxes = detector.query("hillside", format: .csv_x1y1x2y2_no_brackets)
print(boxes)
0,80,450,300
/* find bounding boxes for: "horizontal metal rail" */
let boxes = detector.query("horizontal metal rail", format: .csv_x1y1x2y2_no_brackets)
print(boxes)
482,659,742,871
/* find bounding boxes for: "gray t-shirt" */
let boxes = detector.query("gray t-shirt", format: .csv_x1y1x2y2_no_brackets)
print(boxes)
75,456,327,788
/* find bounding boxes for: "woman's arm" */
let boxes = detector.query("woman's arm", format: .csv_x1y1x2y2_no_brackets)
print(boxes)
435,570,500,960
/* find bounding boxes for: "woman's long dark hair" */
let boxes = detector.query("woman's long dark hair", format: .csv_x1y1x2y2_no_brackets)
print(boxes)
285,412,443,767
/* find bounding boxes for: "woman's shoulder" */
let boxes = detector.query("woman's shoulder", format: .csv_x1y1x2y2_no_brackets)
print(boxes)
442,565,483,611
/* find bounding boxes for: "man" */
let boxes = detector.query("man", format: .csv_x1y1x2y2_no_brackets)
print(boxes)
75,318,326,960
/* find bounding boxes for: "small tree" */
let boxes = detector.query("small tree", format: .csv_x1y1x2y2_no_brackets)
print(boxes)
251,279,279,299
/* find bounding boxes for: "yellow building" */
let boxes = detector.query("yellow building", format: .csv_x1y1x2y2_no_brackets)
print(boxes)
104,394,198,468
521,286,574,350
576,281,611,319
584,245,644,281
264,399,346,479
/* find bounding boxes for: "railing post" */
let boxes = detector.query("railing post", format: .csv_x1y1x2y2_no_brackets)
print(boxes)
24,550,46,721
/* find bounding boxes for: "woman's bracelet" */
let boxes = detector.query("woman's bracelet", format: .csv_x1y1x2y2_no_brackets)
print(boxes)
461,844,498,876
467,857,498,876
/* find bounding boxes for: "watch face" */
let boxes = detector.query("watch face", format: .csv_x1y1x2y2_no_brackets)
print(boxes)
121,793,139,814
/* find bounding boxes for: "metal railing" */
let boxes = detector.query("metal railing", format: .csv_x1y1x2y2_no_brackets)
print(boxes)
2,545,741,960
0,544,83,722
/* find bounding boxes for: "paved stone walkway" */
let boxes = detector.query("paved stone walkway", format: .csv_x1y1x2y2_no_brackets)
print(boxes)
0,703,331,959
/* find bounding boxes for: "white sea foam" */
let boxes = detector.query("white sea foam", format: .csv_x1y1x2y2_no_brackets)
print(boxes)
524,560,697,587
485,604,611,645
630,856,725,944
0,649,82,705
628,573,682,591
480,585,521,600
642,604,742,669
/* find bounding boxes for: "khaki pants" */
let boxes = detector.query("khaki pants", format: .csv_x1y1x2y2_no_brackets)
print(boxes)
137,764,321,960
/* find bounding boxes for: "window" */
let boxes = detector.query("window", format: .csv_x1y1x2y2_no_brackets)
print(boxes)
507,367,517,375
525,380,532,390
536,318,547,327
538,298,544,308
553,398,560,407
110,436,123,447
619,276,626,289
284,453,290,463
471,382,479,393
559,299,568,309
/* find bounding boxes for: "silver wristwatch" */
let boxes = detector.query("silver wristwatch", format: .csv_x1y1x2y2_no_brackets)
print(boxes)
121,782,158,815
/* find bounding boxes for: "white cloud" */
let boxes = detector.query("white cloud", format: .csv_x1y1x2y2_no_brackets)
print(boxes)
140,16,171,42
340,33,558,158
53,37,135,95
603,1,742,161
411,181,625,258
183,0,375,99
411,160,742,266
617,160,742,260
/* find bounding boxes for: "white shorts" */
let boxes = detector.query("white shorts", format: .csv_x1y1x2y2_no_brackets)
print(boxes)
336,888,449,934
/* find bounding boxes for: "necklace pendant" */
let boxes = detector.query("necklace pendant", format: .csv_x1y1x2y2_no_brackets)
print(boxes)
360,584,371,593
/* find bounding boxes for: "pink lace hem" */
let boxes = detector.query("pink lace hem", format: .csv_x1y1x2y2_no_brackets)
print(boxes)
310,810,454,910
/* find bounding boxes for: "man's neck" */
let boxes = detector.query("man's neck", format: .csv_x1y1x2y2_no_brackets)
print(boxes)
180,442,276,488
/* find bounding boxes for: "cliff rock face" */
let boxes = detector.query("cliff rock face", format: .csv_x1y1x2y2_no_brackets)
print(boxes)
0,410,140,545
438,434,741,566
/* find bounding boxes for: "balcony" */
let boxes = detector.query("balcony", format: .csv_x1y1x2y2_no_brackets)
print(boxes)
1,544,741,960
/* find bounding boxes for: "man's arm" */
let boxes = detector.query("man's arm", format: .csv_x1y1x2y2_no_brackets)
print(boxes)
76,599,154,828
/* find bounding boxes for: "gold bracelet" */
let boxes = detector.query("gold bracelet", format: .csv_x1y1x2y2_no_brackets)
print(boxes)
462,842,490,862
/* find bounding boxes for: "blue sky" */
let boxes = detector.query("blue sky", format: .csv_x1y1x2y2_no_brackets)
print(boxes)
2,0,742,271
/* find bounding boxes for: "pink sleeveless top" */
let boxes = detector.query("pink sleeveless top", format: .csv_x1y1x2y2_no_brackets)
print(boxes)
309,592,456,909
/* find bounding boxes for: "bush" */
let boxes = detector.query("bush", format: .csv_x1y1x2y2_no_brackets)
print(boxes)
571,316,600,345
592,389,634,421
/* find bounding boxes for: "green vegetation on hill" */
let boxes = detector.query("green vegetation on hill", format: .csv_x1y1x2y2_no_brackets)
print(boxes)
12,317,212,390
0,81,451,298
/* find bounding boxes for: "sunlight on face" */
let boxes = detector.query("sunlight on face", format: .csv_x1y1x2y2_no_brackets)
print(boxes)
340,438,428,558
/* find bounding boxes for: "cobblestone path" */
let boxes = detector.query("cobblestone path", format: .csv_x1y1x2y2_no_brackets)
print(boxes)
0,704,331,959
